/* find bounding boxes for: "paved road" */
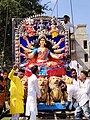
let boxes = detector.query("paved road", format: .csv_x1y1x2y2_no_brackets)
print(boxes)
1,111,86,120
36,111,86,120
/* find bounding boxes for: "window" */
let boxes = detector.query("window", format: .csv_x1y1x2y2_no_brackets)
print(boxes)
83,40,87,49
84,54,88,62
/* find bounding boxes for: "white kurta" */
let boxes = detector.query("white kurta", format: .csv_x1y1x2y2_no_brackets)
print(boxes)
64,22,76,32
67,78,81,102
67,79,89,107
72,78,80,87
67,84,78,102
25,74,41,116
68,60,83,76
79,79,90,107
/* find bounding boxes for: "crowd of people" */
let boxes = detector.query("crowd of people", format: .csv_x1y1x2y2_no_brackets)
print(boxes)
0,61,90,120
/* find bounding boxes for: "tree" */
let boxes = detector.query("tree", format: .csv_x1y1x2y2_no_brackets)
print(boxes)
0,0,46,66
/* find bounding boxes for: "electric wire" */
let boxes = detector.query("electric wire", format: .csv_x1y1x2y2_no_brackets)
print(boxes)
51,0,58,17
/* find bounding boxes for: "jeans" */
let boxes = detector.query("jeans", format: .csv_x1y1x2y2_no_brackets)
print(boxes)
81,101,90,120
75,105,83,119
12,114,19,120
75,101,90,120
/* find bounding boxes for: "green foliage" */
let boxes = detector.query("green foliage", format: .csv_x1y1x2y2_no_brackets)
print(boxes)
0,0,46,66
1,118,11,120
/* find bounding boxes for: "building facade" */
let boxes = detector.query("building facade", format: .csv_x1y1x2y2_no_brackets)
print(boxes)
70,24,90,70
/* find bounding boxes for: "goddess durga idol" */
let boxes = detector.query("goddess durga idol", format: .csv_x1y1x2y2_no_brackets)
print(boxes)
18,34,68,77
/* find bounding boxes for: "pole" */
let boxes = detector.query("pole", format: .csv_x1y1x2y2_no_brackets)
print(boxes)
70,0,74,31
12,18,15,64
51,0,58,16
69,0,74,57
70,0,79,74
2,4,8,66
70,0,77,59
57,0,58,18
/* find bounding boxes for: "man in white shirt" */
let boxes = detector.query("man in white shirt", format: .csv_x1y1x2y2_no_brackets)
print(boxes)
68,70,90,120
63,15,77,32
25,65,41,120
65,69,81,112
71,68,80,87
59,69,90,119
65,55,83,76
75,71,90,120
79,71,90,103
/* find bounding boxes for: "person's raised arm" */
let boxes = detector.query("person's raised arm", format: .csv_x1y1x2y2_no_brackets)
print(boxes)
8,64,18,82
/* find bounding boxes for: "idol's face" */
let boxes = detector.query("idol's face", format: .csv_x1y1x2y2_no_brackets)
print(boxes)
40,38,46,46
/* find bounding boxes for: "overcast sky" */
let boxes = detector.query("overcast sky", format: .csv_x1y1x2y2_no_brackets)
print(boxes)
41,0,90,40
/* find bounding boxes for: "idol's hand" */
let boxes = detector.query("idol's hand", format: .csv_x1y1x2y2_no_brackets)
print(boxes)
60,38,65,42
23,36,28,41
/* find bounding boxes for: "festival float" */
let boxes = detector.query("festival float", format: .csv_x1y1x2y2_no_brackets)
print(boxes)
12,15,75,112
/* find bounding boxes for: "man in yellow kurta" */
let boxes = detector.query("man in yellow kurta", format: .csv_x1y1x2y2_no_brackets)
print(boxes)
8,64,25,120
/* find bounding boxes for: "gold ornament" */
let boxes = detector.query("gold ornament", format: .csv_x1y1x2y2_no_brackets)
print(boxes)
38,33,47,40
